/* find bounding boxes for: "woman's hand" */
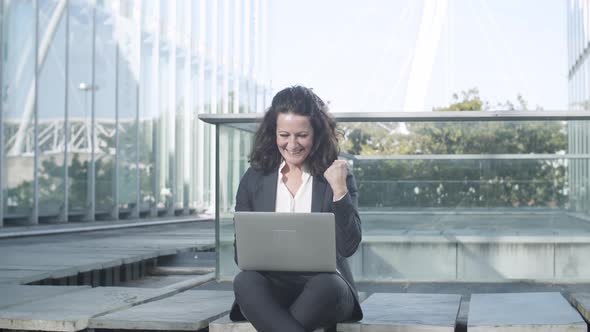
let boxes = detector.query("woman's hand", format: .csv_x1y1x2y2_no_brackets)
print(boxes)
324,160,349,201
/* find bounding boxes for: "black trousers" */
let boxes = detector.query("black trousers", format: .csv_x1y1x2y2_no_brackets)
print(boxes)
232,270,355,332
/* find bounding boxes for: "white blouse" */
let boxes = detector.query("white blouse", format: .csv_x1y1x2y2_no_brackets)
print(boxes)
275,161,313,213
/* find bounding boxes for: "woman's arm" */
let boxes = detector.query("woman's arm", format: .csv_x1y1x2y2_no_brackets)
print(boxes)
235,168,254,212
332,172,362,258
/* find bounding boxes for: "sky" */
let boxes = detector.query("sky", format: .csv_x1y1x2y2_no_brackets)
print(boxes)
268,0,567,112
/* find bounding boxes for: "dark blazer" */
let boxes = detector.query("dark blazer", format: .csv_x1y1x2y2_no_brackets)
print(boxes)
229,166,364,322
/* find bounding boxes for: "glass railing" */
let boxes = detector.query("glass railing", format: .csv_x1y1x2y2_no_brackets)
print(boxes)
201,112,590,281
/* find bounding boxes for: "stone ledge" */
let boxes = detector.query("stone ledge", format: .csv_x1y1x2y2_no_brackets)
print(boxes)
338,293,461,332
0,287,186,331
468,292,585,332
209,315,327,332
90,290,233,331
0,285,90,309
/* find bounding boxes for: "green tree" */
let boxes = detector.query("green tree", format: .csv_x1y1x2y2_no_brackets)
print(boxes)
339,89,567,209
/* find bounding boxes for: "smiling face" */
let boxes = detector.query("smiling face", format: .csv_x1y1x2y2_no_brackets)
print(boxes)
276,112,315,169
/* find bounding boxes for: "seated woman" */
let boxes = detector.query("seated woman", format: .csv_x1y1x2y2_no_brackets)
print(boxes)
230,86,363,332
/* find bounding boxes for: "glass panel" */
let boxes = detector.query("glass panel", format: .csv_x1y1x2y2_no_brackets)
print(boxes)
94,0,117,215
117,0,139,216
67,0,93,216
191,0,208,212
217,123,254,280
37,0,66,219
203,122,213,208
157,4,172,212
339,121,569,212
190,52,200,211
3,0,36,221
239,77,247,113
175,47,185,209
0,0,4,223
138,3,155,213
138,93,155,213
174,0,186,211
216,119,590,281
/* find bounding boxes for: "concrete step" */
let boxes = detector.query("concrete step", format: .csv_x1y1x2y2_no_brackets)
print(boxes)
89,290,233,331
0,286,185,331
218,212,590,282
354,235,590,282
468,292,586,331
338,293,461,332
209,315,326,332
0,285,90,309
219,234,590,282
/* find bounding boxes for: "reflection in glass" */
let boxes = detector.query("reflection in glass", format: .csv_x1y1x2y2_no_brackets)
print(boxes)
67,0,93,216
37,0,66,219
3,0,36,220
117,1,139,216
158,35,172,211
138,23,155,214
94,0,117,215
1,0,270,225
175,46,186,210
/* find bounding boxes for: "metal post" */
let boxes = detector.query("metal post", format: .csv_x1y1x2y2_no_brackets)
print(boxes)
113,266,120,285
168,0,176,217
61,0,70,223
183,0,192,215
134,66,140,219
112,26,120,220
91,269,100,287
31,0,39,225
105,267,113,286
152,119,159,218
215,124,220,280
85,0,96,221
0,0,4,227
132,0,140,219
151,0,160,218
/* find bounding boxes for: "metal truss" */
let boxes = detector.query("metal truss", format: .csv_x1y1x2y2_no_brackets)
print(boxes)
4,118,123,156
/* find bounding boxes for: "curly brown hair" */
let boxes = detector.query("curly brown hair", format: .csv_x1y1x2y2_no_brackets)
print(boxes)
249,86,339,176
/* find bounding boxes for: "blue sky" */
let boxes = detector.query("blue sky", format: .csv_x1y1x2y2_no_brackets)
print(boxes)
269,0,567,112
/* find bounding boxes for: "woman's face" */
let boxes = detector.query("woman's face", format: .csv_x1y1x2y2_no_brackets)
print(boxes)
276,112,314,168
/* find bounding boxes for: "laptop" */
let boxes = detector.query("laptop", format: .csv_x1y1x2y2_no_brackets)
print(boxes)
234,212,337,272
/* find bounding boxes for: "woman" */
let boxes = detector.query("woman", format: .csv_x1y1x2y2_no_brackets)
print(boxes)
230,86,363,332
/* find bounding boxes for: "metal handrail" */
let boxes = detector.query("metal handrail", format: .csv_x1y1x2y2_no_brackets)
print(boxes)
350,153,590,160
199,110,590,124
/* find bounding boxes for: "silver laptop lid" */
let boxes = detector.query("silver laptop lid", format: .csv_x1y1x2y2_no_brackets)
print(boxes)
234,212,336,272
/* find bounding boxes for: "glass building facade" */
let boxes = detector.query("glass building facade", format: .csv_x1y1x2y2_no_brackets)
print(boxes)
0,0,270,227
568,0,590,215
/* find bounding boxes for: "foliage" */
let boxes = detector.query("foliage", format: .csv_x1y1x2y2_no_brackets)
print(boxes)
339,89,567,209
